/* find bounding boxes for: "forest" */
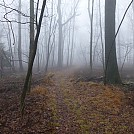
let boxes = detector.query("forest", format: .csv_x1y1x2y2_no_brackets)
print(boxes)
0,0,134,133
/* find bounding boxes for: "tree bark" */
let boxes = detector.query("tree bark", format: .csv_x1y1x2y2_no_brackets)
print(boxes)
27,0,34,92
105,0,121,84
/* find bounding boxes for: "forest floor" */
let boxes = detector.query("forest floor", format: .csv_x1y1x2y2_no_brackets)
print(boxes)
0,68,134,134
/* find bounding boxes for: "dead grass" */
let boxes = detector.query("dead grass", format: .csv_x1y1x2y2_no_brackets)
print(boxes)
43,72,55,86
30,85,48,96
0,68,134,133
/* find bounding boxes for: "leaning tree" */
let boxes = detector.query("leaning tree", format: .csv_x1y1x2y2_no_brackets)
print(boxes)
21,0,47,114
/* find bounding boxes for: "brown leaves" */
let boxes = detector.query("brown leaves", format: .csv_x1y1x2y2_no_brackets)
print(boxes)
49,70,134,133
90,87,124,114
0,84,54,133
43,73,55,86
0,69,134,133
30,85,48,96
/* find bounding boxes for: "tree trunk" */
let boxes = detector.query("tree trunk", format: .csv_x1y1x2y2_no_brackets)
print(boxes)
21,0,47,114
45,0,54,72
132,1,134,67
70,17,75,66
18,0,23,71
0,50,3,78
105,0,121,84
99,0,105,71
57,0,63,68
67,21,71,67
117,10,122,68
28,0,34,92
88,0,94,75
30,0,34,55
3,2,15,72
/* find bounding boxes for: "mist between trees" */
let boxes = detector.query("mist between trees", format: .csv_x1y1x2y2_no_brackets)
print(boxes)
0,0,134,111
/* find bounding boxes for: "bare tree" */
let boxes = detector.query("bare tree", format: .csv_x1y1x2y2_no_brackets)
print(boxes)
27,0,34,92
117,9,121,67
104,0,121,84
45,0,56,72
2,0,15,72
21,0,47,114
88,0,94,75
18,0,23,71
121,46,131,75
66,20,71,67
70,5,76,66
104,0,133,84
57,0,79,68
98,0,105,71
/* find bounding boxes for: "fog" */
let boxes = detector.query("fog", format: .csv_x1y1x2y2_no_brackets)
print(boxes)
1,1,134,132
0,0,134,74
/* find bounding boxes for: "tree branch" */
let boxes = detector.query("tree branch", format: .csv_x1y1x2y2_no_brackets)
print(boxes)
62,0,79,26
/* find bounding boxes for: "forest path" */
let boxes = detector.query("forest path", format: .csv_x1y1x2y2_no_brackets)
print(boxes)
0,68,134,133
50,69,79,133
46,68,134,134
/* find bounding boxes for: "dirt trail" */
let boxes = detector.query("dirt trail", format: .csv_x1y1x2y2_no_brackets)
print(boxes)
0,68,134,133
51,70,79,134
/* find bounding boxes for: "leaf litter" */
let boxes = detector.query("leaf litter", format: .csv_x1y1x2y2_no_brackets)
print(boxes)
0,69,134,134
